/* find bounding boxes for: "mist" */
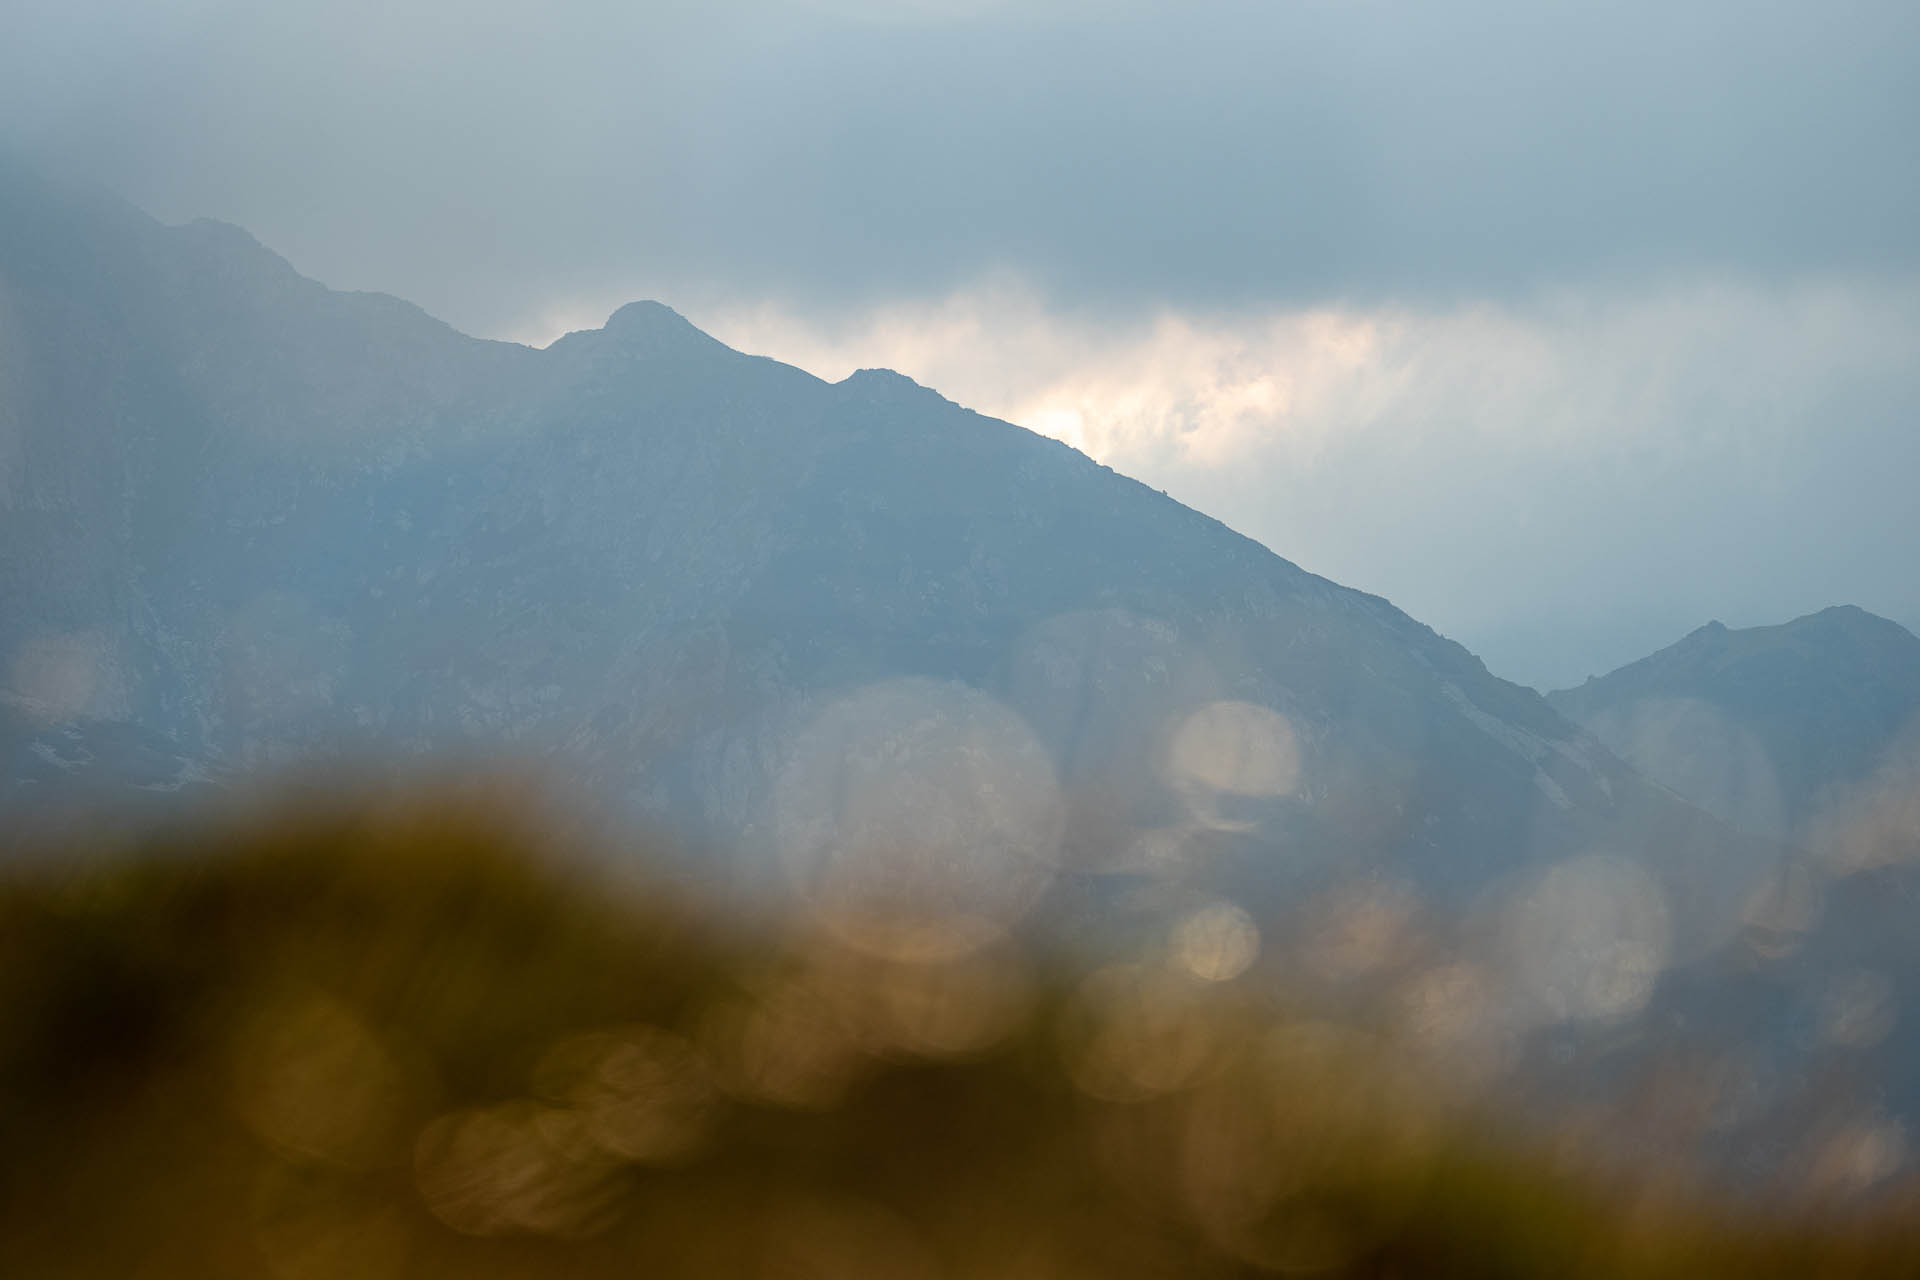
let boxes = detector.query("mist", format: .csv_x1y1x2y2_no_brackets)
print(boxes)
6,0,1916,685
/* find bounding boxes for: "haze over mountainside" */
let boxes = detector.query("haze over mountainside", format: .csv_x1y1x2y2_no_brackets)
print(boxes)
20,162,1920,1196
0,163,1776,929
1548,610,1920,1174
1550,607,1920,850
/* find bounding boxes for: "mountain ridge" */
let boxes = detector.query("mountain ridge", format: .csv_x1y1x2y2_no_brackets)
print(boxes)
0,165,1779,951
1549,606,1920,843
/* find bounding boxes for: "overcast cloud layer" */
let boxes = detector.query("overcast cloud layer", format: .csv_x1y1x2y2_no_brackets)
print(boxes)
4,0,1917,686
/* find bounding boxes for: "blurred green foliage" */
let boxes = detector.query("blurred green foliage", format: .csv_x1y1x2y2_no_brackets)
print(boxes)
3,781,1918,1278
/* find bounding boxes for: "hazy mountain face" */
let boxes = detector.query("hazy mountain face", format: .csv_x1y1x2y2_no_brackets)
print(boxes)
1546,611,1920,1174
1,165,1782,945
1550,607,1920,852
23,165,1920,1196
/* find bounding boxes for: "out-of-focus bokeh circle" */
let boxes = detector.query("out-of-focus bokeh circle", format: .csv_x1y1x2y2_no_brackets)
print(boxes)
1501,854,1672,1024
775,678,1064,962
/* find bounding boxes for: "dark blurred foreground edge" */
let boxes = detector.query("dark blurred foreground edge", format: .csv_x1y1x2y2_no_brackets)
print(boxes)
4,782,1920,1279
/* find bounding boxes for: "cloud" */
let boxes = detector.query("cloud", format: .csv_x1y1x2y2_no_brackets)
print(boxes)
3,1,1914,337
699,273,1920,689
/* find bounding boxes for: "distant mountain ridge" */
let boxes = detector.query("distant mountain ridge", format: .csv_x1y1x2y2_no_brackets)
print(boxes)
1550,606,1920,845
1547,607,1920,1177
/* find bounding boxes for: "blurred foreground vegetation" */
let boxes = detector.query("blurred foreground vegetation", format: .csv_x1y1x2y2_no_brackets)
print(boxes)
4,780,1919,1278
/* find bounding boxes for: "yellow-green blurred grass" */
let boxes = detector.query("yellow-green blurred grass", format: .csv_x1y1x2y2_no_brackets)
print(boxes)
3,780,1918,1278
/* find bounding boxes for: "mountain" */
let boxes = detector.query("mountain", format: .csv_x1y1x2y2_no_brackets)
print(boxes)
27,162,1920,1193
1549,607,1920,853
1548,611,1920,1180
2,694,218,837
0,163,1776,941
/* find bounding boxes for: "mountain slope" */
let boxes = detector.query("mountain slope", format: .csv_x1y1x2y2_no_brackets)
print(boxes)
1549,607,1920,845
0,165,1776,944
1546,609,1920,1179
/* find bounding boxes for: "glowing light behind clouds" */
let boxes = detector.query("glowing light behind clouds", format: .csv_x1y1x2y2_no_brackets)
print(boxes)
689,275,1920,689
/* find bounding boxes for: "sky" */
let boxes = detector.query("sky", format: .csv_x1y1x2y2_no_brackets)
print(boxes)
3,0,1917,688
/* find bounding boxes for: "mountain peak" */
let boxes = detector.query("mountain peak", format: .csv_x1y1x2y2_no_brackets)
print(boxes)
1678,619,1729,644
840,367,919,388
550,300,739,363
835,366,950,408
603,299,702,340
1806,603,1876,628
